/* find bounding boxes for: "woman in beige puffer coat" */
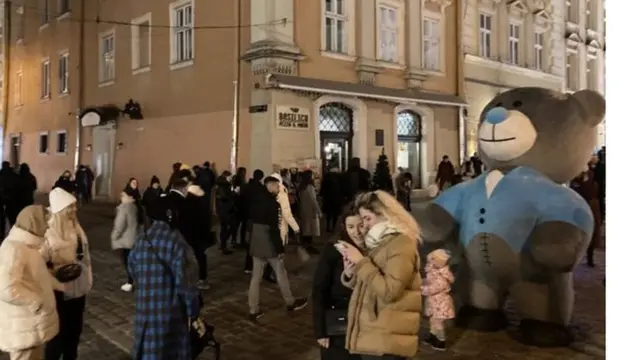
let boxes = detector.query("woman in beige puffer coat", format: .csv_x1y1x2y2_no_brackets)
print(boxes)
0,205,61,360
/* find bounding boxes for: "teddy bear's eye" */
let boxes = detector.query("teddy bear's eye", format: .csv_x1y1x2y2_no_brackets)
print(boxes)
513,101,522,107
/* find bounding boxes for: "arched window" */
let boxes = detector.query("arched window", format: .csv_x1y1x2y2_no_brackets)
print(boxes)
319,103,353,173
396,110,422,188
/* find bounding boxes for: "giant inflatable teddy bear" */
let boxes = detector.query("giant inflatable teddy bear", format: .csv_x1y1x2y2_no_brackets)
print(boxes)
422,87,605,347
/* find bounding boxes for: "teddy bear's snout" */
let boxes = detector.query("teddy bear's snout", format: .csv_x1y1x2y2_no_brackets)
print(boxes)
485,107,509,125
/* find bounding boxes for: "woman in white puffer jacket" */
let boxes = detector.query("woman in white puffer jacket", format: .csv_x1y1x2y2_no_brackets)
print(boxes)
0,205,62,360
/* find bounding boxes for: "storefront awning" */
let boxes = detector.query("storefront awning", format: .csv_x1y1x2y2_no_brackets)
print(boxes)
266,74,467,107
79,105,121,127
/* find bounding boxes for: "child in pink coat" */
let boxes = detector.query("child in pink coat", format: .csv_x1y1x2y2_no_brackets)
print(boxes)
421,249,455,351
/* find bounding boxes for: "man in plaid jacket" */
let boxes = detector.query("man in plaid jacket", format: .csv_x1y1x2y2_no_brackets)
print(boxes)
128,189,201,360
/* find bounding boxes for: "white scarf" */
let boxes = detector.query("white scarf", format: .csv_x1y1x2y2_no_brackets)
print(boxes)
364,221,400,250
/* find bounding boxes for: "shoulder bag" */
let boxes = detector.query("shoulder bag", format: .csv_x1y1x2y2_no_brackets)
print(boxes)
52,237,84,283
140,230,221,360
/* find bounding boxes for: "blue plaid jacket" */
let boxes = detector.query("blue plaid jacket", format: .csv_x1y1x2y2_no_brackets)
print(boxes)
128,221,201,360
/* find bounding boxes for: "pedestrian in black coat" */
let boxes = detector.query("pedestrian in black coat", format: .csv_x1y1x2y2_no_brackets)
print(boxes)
52,170,76,195
18,163,37,212
183,184,212,290
312,204,364,360
233,167,249,247
215,171,237,254
0,161,21,232
142,176,164,223
320,168,343,232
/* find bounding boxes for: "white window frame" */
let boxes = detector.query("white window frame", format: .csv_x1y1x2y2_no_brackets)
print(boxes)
479,13,492,58
508,22,520,65
16,7,25,43
586,54,597,90
131,13,152,73
323,0,348,54
565,48,578,91
14,70,23,107
38,131,49,155
422,14,442,71
40,58,51,100
55,130,68,154
40,0,50,28
533,31,544,70
99,29,116,85
169,0,195,69
58,51,69,95
566,0,578,24
377,4,400,63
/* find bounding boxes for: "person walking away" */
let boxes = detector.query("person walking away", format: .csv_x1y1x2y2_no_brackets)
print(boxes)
216,171,238,255
313,204,364,360
570,167,602,267
422,249,455,351
42,188,93,360
127,196,201,360
52,171,76,195
233,167,249,248
183,184,212,290
299,170,321,254
594,148,605,220
343,157,371,203
247,176,307,322
435,156,455,190
0,205,61,360
336,190,423,360
2,161,23,228
392,167,404,195
320,167,343,233
394,171,412,211
242,169,264,273
111,188,140,292
470,152,483,177
18,163,38,213
74,166,90,205
165,162,183,192
142,176,165,222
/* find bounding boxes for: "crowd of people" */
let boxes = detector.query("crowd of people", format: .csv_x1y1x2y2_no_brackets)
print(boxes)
0,146,605,359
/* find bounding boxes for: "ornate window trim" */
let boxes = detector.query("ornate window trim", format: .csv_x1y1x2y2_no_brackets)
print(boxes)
423,0,453,14
507,0,528,19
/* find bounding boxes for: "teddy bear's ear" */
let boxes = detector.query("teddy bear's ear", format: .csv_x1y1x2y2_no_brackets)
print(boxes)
571,89,605,127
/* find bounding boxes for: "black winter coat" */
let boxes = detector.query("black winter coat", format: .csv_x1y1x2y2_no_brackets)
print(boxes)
215,177,237,221
249,187,284,256
320,172,343,213
182,193,211,248
312,243,354,339
142,187,164,221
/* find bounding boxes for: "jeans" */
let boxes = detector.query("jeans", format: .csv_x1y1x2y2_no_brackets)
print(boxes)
248,256,295,313
219,220,237,250
121,249,133,284
194,244,208,280
325,211,339,232
45,292,86,360
238,218,249,246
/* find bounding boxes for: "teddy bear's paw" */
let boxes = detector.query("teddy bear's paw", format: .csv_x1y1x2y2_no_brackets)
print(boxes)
455,305,508,332
518,319,574,347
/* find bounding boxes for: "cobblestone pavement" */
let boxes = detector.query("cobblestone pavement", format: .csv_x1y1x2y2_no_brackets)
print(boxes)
1,202,605,360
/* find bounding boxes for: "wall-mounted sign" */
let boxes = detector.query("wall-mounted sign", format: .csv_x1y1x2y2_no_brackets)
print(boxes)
276,106,310,129
249,104,268,113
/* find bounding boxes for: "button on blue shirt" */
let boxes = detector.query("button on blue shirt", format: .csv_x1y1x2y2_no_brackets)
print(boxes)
433,167,594,253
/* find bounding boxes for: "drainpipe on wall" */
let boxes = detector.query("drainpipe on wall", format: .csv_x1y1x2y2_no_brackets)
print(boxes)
73,0,86,169
230,0,242,172
456,0,467,163
1,0,12,154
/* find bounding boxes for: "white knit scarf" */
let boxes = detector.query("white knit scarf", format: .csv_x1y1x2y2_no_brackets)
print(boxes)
364,221,400,250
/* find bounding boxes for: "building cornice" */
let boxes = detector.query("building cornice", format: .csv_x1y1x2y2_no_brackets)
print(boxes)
464,54,563,85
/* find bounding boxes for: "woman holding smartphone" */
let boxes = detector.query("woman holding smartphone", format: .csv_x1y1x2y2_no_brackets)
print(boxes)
336,191,423,360
312,204,365,360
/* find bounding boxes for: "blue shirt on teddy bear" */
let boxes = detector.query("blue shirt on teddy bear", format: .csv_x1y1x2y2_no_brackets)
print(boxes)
433,166,594,253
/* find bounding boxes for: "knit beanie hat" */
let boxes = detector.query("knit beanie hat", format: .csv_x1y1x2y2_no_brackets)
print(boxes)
49,187,77,214
15,205,48,237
